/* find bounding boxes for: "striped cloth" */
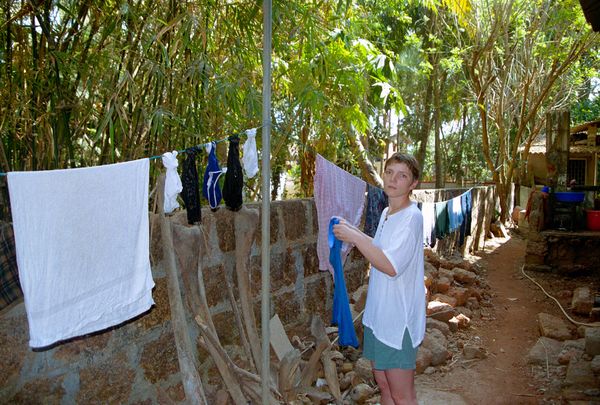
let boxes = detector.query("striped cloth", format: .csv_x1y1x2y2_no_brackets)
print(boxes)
0,222,23,310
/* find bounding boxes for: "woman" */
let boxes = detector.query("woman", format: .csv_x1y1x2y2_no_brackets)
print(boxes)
333,152,425,405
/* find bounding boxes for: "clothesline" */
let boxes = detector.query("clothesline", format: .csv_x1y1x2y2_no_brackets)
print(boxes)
0,126,262,176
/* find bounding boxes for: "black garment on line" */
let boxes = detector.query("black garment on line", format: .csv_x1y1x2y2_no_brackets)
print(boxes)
223,135,244,211
181,148,202,224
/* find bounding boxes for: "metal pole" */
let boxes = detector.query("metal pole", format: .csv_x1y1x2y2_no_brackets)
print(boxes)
261,0,272,403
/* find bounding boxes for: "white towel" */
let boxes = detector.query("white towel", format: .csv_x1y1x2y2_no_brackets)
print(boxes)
314,154,366,274
161,151,182,213
242,128,259,178
8,159,154,348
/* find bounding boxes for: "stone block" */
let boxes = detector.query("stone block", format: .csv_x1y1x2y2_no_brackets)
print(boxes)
564,358,597,389
302,245,320,277
527,336,562,365
426,318,450,336
571,287,593,316
214,208,236,252
203,263,229,307
54,331,110,363
256,205,280,246
211,310,239,346
452,268,477,285
78,352,136,403
416,347,432,374
447,287,469,307
585,327,600,356
274,290,302,326
538,312,572,341
431,294,458,308
434,277,451,294
9,377,65,404
427,301,456,322
0,313,30,386
421,328,449,366
140,332,179,384
305,276,330,322
282,200,307,241
138,277,171,330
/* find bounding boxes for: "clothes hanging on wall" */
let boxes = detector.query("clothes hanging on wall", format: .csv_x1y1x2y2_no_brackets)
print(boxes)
314,154,366,274
181,148,202,224
434,201,450,240
7,159,154,348
0,222,23,310
421,202,436,248
448,195,464,232
161,151,182,214
364,183,388,238
242,128,259,178
459,190,473,246
203,142,225,210
223,135,244,211
329,217,359,348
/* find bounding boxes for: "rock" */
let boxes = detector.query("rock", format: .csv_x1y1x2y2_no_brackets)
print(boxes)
564,358,597,389
426,318,450,337
585,327,600,356
571,287,593,316
416,347,433,374
438,268,455,281
526,337,562,366
591,355,600,374
558,339,586,365
354,357,372,382
590,308,600,322
424,262,438,290
424,249,440,268
349,383,375,403
455,306,473,319
435,277,452,294
463,344,487,360
427,301,456,322
422,328,449,366
352,285,369,313
449,313,470,330
452,268,477,285
432,294,458,307
447,287,469,307
538,313,572,341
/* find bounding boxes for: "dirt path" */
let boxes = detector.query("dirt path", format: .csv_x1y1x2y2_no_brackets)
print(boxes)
417,232,562,404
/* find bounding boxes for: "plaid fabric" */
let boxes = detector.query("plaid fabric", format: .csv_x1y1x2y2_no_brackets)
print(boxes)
0,222,23,309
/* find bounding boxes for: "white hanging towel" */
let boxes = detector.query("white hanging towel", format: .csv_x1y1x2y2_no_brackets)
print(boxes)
161,150,182,213
7,158,154,348
314,154,366,274
242,128,259,178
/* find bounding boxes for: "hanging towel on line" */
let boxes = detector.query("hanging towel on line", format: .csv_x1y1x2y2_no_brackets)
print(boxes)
181,148,202,224
329,217,359,348
7,159,154,348
242,128,259,178
161,151,182,214
314,154,366,274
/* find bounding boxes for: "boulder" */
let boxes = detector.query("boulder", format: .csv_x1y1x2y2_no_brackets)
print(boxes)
538,313,572,341
526,337,562,366
571,287,593,316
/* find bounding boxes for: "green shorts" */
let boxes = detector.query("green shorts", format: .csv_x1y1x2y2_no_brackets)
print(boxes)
363,326,417,370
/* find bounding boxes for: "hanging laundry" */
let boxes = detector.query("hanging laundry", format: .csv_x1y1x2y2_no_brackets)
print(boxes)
242,128,259,178
203,142,225,210
0,222,23,310
314,154,366,273
161,151,182,214
459,190,473,246
7,159,154,348
421,202,436,248
329,217,359,348
223,135,244,211
181,147,202,224
364,183,388,238
434,200,450,240
448,195,464,232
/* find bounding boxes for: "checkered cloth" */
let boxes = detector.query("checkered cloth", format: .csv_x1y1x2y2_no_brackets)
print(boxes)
0,222,23,309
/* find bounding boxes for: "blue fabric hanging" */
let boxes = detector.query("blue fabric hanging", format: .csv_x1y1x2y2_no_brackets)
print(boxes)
329,217,359,348
202,142,224,210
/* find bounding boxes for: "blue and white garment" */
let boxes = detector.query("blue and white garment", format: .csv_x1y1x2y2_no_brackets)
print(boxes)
202,142,225,210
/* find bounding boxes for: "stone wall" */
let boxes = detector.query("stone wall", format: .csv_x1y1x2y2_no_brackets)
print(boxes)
0,191,494,404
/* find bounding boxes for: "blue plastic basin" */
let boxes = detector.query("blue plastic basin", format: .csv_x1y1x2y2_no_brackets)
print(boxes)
554,192,585,203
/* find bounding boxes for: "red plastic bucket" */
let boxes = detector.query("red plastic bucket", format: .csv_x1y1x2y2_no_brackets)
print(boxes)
586,210,600,231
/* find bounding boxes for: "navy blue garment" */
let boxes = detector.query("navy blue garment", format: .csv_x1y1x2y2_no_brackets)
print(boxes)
202,142,224,210
222,135,244,211
364,184,388,237
459,191,473,246
181,148,201,224
329,217,359,348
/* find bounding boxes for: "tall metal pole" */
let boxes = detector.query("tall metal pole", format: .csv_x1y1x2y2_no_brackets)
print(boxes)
261,0,272,403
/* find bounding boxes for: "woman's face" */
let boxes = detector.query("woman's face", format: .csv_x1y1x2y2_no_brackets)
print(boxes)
383,162,418,198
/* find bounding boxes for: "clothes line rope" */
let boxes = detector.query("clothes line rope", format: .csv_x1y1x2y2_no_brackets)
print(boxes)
0,126,262,177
